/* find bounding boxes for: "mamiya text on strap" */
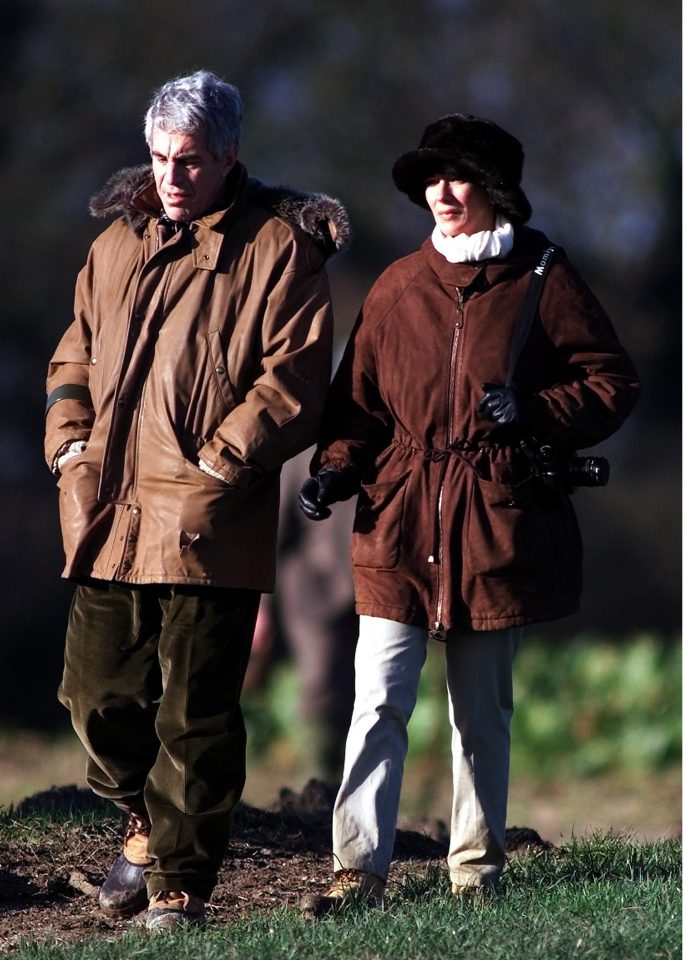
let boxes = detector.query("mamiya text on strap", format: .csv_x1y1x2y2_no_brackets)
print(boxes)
534,245,555,276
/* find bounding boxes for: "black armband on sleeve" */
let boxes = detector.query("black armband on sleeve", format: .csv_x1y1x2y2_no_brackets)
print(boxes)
45,384,93,415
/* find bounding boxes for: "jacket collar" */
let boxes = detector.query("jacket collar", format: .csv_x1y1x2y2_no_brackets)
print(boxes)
88,162,351,259
422,226,556,291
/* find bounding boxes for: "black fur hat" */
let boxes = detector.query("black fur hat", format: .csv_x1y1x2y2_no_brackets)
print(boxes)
392,113,532,223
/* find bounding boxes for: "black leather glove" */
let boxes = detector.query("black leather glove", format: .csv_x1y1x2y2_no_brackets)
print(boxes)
298,469,359,521
477,383,531,427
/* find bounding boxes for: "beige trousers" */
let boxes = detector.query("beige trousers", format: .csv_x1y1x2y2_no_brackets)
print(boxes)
332,616,522,887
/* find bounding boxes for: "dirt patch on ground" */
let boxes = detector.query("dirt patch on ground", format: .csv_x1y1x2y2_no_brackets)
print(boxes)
0,781,551,953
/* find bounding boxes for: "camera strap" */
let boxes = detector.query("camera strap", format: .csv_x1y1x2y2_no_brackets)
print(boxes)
505,245,556,387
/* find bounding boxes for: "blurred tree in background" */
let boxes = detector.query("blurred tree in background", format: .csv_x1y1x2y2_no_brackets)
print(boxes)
0,0,680,727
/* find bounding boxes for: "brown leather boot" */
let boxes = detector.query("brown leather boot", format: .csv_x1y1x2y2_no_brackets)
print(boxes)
145,890,206,932
99,812,153,918
451,881,495,901
300,869,385,919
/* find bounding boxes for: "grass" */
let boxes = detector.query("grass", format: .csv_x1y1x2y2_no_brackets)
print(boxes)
5,832,681,960
0,634,679,959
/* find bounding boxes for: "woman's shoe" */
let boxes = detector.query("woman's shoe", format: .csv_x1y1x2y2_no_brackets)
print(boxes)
300,869,385,919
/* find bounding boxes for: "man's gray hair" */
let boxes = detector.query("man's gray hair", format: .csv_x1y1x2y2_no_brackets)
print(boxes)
144,70,243,159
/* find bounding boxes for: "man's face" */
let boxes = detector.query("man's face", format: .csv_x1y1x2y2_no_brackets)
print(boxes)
150,127,236,222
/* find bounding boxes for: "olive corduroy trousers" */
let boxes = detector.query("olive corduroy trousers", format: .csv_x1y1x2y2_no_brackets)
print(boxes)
58,579,260,901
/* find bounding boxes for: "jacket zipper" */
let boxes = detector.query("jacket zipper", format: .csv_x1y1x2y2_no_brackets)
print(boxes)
429,287,464,637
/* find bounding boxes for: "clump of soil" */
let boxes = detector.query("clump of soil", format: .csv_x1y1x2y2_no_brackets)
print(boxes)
0,781,551,953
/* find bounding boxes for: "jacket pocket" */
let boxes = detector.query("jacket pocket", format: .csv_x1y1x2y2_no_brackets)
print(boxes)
352,471,410,570
466,475,577,579
176,459,243,543
207,330,238,411
56,459,106,570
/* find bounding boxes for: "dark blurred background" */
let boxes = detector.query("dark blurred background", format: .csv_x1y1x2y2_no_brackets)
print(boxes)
1,0,680,729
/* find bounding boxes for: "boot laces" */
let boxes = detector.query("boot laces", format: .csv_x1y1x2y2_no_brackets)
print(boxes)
125,812,150,843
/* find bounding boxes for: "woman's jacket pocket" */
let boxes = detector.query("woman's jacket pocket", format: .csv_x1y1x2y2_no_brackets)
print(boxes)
466,474,580,579
352,471,411,570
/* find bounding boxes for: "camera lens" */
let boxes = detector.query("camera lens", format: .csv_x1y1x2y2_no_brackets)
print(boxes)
569,456,610,487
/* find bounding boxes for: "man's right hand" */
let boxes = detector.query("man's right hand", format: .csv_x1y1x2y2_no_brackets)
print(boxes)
54,440,88,475
298,469,359,521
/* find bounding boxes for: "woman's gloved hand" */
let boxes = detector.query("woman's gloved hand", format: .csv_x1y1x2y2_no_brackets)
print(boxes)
298,469,360,521
477,383,531,427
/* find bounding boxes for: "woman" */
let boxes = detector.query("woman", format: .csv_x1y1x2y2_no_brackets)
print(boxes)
298,114,640,914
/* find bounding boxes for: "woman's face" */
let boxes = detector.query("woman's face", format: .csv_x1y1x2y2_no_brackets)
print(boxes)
424,177,495,237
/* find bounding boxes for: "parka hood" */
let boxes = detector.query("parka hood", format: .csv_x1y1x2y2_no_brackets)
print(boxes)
88,163,351,258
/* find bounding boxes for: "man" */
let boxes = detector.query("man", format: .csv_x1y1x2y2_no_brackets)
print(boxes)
44,70,349,932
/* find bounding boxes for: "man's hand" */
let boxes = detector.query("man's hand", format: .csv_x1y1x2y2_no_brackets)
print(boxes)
477,384,530,427
54,440,88,475
298,469,359,521
198,458,229,482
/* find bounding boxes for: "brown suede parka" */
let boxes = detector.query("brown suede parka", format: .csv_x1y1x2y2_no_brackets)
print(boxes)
45,163,349,591
314,227,640,633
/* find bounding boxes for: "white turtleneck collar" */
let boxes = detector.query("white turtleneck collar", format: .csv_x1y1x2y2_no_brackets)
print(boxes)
431,213,514,263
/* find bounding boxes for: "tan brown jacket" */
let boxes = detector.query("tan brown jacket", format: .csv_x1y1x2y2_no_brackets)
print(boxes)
315,228,640,632
45,163,349,591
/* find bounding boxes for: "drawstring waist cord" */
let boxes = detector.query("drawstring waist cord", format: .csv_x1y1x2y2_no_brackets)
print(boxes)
387,436,524,639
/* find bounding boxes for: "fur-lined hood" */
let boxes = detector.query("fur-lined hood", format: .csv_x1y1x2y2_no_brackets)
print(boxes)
89,163,351,258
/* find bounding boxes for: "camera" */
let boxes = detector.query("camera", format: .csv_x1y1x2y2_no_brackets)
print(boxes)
521,441,610,493
564,455,610,488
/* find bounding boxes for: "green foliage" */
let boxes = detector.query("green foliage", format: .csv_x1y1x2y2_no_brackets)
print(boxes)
510,634,681,778
243,663,300,758
7,834,681,960
405,633,681,780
